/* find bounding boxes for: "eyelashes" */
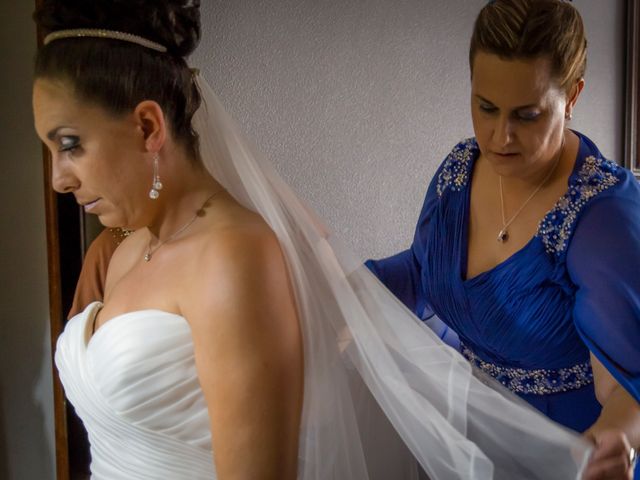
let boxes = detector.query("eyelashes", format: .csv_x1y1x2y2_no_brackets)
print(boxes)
58,135,81,154
479,104,497,114
478,104,541,122
517,111,541,121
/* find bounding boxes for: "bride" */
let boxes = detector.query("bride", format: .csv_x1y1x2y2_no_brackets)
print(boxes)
34,1,592,478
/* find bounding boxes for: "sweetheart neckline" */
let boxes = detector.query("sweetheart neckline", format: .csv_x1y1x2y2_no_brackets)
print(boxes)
82,302,188,349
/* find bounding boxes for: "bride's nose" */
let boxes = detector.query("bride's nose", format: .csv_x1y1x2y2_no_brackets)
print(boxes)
50,156,79,194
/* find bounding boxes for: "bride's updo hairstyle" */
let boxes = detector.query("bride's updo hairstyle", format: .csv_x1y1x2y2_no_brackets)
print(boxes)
34,0,202,160
469,0,587,91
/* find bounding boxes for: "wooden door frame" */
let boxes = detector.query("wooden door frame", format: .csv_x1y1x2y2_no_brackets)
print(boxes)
625,0,640,177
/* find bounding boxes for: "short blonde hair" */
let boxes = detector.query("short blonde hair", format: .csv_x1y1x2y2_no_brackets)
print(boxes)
469,0,587,90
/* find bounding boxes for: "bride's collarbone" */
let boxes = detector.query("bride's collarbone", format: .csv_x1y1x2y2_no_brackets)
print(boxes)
98,242,195,328
97,276,183,329
96,216,271,329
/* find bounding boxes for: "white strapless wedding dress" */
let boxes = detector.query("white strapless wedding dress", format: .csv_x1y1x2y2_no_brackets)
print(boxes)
55,302,216,479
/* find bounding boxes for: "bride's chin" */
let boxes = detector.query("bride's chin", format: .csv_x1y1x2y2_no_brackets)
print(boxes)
97,218,120,229
95,212,128,230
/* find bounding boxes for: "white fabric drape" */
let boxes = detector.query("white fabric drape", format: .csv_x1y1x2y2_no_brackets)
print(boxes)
193,74,592,480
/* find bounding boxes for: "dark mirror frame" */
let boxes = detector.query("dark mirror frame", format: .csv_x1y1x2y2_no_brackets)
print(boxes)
625,0,640,177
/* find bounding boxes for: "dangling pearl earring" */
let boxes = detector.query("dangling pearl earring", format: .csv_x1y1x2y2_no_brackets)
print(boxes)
149,154,163,200
565,111,573,121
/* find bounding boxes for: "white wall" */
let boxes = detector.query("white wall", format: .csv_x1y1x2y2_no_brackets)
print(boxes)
193,0,626,260
0,1,55,479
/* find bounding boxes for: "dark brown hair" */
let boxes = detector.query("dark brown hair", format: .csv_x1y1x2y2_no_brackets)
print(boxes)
469,0,587,90
33,0,202,160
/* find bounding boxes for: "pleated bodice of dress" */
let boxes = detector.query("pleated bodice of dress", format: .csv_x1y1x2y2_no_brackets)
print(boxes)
55,302,216,479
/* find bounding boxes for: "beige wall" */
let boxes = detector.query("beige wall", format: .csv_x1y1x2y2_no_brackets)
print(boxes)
0,1,55,479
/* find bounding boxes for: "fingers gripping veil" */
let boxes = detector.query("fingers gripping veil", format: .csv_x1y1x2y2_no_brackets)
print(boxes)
192,73,592,480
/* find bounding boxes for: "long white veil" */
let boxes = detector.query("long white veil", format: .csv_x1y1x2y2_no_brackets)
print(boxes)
193,73,592,480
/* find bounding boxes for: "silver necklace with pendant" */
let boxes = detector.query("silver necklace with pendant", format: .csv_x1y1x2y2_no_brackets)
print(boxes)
497,139,564,243
144,192,218,261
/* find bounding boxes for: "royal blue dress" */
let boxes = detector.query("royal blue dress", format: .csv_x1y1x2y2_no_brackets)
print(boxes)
367,132,640,470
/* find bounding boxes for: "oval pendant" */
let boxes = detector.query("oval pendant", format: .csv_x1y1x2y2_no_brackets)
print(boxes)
497,229,509,242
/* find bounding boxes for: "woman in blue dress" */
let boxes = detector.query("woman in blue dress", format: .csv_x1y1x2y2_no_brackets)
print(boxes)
367,1,640,478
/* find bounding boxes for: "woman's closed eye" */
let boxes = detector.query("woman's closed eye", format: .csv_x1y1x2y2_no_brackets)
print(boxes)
479,103,497,114
516,110,541,122
479,104,540,122
58,135,81,153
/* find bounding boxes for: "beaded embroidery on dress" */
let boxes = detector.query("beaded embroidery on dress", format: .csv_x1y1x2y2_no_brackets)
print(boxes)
538,155,620,256
436,138,477,197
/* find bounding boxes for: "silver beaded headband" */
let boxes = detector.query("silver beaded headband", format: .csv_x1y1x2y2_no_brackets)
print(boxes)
43,29,167,53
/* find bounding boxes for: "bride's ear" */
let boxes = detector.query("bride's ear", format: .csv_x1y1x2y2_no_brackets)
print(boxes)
133,100,167,154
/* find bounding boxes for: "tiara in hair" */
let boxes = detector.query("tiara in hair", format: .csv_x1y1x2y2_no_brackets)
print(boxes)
43,29,167,53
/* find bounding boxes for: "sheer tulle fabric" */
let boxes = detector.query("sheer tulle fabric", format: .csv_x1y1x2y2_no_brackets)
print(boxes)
193,75,592,479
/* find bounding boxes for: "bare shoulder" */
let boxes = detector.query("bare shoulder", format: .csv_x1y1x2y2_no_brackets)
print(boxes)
210,214,282,263
180,207,295,330
196,208,284,279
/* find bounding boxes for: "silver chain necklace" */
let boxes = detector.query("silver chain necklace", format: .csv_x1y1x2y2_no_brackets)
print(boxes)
144,192,219,261
497,139,564,243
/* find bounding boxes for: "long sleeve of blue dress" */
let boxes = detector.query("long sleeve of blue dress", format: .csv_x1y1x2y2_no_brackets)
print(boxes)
366,166,461,347
365,170,440,317
567,188,640,403
365,249,423,314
